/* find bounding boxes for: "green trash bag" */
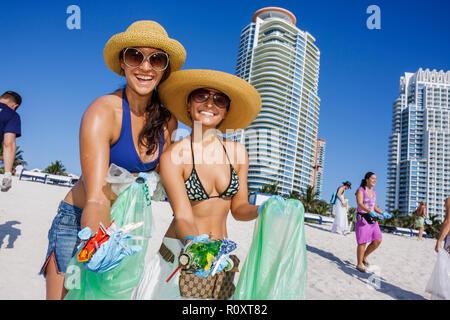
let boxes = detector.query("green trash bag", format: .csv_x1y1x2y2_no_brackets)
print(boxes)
234,198,307,300
64,166,162,300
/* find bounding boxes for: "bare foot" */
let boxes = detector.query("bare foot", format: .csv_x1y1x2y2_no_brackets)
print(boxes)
363,259,370,267
356,265,366,273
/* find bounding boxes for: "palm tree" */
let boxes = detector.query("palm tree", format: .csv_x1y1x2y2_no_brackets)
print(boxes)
288,190,301,200
348,207,357,231
257,183,279,195
0,145,27,173
314,200,330,216
43,160,68,176
299,185,320,213
424,215,443,239
382,209,402,226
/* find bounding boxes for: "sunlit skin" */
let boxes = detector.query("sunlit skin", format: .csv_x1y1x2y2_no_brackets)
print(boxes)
44,47,177,300
336,184,350,207
0,97,19,174
161,88,259,244
355,174,383,272
435,198,450,253
415,203,427,240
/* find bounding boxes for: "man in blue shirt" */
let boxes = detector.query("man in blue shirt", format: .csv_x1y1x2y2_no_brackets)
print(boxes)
0,91,22,192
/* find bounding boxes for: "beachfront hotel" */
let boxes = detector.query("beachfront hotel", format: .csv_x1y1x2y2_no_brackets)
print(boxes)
312,139,326,198
386,68,450,220
228,7,323,197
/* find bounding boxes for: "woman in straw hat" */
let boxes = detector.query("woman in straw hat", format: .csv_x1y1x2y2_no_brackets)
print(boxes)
39,20,186,299
133,69,262,299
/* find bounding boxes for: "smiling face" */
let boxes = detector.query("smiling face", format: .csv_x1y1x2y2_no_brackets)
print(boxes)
120,47,167,96
187,88,229,129
366,174,377,188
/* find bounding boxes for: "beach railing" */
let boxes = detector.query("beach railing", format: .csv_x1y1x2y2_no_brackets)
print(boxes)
304,213,334,225
392,226,428,238
19,171,75,187
19,170,48,183
45,174,74,187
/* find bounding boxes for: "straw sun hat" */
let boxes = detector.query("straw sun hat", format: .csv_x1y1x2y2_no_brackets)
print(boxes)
159,69,262,132
103,20,186,76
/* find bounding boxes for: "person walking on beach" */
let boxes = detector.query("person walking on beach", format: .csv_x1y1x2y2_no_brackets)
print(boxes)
39,20,186,299
435,197,450,253
414,202,428,240
0,91,22,192
331,181,352,235
354,172,384,273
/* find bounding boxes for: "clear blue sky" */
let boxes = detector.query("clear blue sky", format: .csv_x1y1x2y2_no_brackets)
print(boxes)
1,0,449,209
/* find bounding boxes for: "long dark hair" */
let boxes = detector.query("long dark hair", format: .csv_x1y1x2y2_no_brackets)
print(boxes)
119,50,172,156
356,172,375,194
138,88,171,155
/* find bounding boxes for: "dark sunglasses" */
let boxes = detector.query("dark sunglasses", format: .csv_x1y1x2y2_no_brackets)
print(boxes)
189,89,231,109
122,48,169,71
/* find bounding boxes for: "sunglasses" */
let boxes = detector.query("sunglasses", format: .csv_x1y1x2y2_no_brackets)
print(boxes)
122,48,169,71
189,89,231,109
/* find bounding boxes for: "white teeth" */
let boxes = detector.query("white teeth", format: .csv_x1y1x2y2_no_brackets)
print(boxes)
200,111,214,116
136,75,153,80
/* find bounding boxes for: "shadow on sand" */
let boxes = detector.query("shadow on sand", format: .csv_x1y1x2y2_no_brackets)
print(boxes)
0,220,22,249
306,244,426,300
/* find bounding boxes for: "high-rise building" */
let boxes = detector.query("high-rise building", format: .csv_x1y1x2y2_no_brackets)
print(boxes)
312,139,326,199
229,7,322,196
386,68,450,220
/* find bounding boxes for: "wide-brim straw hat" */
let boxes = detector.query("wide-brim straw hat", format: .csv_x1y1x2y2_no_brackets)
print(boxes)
103,20,186,76
159,69,262,132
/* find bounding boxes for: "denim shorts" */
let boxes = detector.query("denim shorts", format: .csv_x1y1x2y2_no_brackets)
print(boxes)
39,201,82,276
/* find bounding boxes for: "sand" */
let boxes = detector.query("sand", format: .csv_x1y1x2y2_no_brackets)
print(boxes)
0,176,438,300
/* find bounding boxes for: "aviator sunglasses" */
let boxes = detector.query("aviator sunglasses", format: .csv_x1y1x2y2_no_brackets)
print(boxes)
122,47,169,71
189,89,231,109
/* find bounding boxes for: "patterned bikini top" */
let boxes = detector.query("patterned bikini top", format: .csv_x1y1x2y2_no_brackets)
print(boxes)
184,138,240,201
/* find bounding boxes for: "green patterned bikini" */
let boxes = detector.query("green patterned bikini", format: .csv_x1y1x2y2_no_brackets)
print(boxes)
184,138,240,201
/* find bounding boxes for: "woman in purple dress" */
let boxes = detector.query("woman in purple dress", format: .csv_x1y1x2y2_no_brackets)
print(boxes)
355,172,383,273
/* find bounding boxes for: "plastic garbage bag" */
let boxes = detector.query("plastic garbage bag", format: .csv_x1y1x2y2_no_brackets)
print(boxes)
234,197,307,300
425,248,450,300
64,165,160,300
79,222,143,273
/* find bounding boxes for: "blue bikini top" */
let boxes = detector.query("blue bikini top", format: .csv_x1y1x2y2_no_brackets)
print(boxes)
109,90,164,173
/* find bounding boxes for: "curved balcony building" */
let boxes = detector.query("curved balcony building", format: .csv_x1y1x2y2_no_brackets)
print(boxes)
229,7,322,197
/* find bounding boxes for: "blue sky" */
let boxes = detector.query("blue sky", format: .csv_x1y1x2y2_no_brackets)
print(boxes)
1,0,449,209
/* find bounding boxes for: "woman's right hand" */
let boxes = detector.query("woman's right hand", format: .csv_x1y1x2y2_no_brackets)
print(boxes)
435,240,442,253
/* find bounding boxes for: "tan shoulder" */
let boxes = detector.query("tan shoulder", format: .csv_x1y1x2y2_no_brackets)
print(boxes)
82,91,122,121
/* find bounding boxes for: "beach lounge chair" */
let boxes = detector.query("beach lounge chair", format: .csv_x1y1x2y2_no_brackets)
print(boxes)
379,224,396,233
304,213,323,224
393,227,427,238
411,229,428,238
46,174,73,187
393,227,413,237
19,170,48,183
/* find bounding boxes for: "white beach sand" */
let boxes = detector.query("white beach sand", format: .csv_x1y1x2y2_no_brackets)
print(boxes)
0,176,438,300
